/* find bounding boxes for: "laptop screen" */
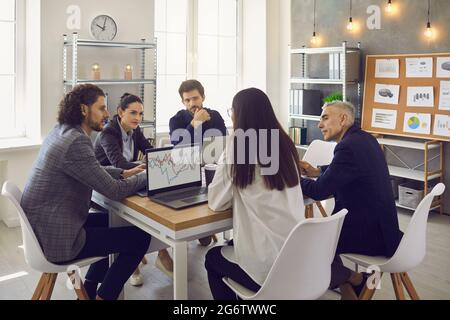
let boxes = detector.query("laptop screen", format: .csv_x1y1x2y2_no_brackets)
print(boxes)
146,144,201,195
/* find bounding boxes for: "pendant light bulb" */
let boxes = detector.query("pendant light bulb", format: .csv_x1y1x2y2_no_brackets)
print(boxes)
347,17,354,31
386,0,393,13
425,22,433,38
311,31,318,44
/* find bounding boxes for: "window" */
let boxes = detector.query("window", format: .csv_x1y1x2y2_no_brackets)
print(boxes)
0,0,25,139
155,0,240,131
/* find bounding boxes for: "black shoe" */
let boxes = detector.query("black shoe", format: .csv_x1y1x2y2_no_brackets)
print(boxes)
198,236,213,246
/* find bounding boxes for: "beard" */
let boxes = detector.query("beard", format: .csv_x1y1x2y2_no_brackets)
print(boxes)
189,105,203,114
87,113,106,132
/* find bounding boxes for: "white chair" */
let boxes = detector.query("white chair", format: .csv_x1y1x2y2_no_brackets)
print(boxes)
341,183,445,300
222,209,348,300
1,181,105,300
302,140,337,218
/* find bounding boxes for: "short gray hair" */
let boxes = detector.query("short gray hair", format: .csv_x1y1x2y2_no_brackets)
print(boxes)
322,100,355,125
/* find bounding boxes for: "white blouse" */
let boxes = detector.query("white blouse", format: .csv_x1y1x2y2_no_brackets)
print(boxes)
208,140,305,285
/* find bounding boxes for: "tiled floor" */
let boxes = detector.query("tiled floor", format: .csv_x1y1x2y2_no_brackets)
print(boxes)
0,209,449,300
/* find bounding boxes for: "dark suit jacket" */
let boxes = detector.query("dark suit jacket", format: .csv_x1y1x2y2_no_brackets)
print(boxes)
169,108,227,145
94,115,153,170
301,125,403,257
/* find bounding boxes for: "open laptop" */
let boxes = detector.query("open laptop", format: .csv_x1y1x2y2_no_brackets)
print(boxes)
141,144,208,209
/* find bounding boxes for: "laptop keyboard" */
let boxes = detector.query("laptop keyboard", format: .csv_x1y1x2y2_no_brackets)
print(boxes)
181,195,208,204
156,187,207,202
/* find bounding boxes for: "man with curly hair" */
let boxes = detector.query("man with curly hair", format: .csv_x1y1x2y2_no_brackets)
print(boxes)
21,84,151,300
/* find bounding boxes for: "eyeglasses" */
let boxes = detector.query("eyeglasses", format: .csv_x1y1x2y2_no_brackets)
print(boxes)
227,107,233,118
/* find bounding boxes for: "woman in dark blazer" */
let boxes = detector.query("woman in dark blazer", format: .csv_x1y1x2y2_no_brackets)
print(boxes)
95,94,151,169
94,93,174,284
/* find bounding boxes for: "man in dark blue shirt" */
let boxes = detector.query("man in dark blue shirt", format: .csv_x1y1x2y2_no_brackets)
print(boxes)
299,101,403,300
169,79,226,246
169,79,227,146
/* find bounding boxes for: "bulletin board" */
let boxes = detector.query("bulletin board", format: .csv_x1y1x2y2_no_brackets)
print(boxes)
361,53,450,142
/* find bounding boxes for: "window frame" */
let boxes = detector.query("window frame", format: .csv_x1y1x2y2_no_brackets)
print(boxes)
0,0,41,148
0,0,28,140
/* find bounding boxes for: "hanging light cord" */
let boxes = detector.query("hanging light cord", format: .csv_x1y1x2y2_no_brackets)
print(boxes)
313,0,316,32
427,0,431,23
349,0,352,18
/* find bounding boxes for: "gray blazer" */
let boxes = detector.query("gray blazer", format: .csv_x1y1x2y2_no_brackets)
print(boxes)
21,124,147,263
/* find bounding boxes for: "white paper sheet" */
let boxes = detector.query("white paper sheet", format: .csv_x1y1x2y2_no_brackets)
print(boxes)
433,114,450,137
374,84,400,105
403,113,431,135
407,86,434,107
436,57,450,78
371,108,397,130
438,81,450,110
405,57,433,78
375,59,399,78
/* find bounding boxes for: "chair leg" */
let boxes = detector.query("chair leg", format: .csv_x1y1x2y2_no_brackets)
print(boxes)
305,204,314,219
359,285,376,300
67,271,90,300
315,201,328,217
390,273,406,300
400,272,420,300
358,272,382,300
40,273,58,300
32,273,49,300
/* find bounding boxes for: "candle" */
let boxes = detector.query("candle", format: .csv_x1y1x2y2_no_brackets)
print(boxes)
91,63,100,80
124,64,132,80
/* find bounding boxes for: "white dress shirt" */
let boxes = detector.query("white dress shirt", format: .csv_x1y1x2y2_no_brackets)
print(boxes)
208,140,305,285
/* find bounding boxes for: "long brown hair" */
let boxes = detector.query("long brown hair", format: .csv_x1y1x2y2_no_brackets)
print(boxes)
231,88,301,190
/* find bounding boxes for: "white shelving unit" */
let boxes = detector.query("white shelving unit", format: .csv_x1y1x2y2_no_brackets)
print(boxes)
377,137,444,213
289,41,361,151
63,32,157,140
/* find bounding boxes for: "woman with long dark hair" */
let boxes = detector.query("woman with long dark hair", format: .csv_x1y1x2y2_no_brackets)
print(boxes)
204,88,305,299
94,93,173,284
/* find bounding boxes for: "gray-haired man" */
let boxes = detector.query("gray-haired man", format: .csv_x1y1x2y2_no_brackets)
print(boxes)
299,101,402,299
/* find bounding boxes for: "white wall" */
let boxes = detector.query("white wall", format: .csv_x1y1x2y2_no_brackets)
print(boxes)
266,0,290,131
0,0,154,226
41,0,155,137
241,0,291,130
241,0,266,90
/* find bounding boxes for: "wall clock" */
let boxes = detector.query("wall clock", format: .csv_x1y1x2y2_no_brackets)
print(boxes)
90,15,117,41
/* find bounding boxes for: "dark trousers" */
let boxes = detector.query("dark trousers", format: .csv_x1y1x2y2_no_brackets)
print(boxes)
204,241,261,300
330,235,387,289
69,212,151,300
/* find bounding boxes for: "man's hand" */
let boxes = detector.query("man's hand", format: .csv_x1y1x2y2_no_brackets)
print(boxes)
299,160,321,178
191,109,211,128
121,164,146,179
